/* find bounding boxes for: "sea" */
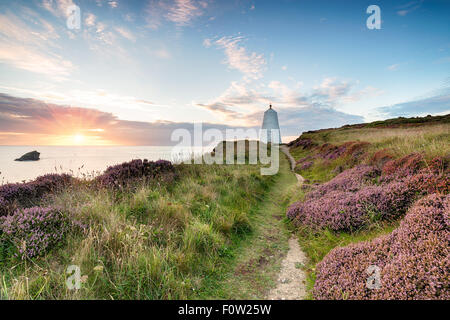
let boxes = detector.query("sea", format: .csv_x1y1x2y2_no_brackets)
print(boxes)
0,146,210,184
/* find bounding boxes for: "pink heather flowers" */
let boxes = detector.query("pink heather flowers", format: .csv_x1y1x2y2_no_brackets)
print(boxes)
95,159,175,188
288,155,449,231
313,194,450,300
0,174,72,216
0,206,85,259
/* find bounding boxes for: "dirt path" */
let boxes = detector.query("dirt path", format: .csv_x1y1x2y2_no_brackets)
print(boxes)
266,236,307,300
280,145,304,185
267,146,308,300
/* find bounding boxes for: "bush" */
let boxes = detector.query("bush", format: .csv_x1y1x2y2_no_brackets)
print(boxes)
306,165,380,199
313,194,449,300
287,152,450,232
95,159,175,188
382,153,424,176
0,174,72,216
0,206,85,259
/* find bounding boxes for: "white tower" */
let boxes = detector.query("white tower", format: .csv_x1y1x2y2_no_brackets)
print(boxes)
260,104,282,144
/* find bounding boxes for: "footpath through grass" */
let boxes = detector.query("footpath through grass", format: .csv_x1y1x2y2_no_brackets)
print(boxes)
0,148,303,300
197,155,303,299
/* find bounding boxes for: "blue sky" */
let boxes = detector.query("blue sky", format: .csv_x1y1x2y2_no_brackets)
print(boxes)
0,0,449,145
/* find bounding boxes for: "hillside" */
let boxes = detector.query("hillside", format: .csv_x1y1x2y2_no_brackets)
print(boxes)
0,114,448,300
0,145,300,299
286,113,449,299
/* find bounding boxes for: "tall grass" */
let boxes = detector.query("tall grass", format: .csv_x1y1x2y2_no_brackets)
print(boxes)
302,123,450,159
0,162,274,299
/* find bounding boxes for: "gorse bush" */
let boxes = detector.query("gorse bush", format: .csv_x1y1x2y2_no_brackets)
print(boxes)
0,206,85,259
313,194,450,300
0,174,72,216
95,159,175,188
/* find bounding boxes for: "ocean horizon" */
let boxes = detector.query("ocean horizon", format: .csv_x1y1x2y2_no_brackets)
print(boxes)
0,145,209,184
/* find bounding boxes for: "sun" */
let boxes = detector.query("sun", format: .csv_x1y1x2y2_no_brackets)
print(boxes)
73,134,85,144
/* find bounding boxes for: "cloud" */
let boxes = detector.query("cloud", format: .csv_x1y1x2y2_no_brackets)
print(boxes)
203,38,212,48
145,0,165,30
0,11,73,78
195,77,372,135
0,45,73,76
0,92,365,145
85,13,96,27
108,1,118,8
377,88,450,118
145,0,207,29
397,0,423,16
166,0,203,26
41,0,75,18
264,105,364,136
387,64,400,71
0,93,240,146
115,26,136,42
208,35,267,80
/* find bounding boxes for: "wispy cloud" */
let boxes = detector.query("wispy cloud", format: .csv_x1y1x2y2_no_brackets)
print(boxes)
145,0,207,29
166,0,204,26
0,45,73,76
0,93,237,145
115,26,136,42
196,77,382,134
108,1,118,8
377,88,450,117
387,63,400,71
0,11,73,77
85,13,96,26
41,0,75,18
397,0,423,16
207,35,267,80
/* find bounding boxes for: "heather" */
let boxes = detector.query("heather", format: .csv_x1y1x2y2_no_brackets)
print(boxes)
0,174,72,216
287,114,449,299
287,155,450,232
0,155,278,299
313,194,450,300
0,206,85,259
95,159,175,188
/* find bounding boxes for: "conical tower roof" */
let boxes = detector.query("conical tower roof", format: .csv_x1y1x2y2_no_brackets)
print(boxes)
260,104,281,144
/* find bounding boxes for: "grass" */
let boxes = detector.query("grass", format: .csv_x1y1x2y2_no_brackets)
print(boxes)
287,114,450,299
0,145,302,300
300,122,450,160
0,161,276,299
196,155,303,299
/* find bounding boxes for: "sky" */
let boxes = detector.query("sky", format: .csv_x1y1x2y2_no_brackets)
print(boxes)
0,0,449,145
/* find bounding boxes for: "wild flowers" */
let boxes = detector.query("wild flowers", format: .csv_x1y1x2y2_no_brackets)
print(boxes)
95,159,175,188
313,194,450,300
0,206,85,259
0,174,72,216
288,153,449,231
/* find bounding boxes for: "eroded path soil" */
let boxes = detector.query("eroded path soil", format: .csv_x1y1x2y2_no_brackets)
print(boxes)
266,236,307,299
280,145,304,185
267,146,308,300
